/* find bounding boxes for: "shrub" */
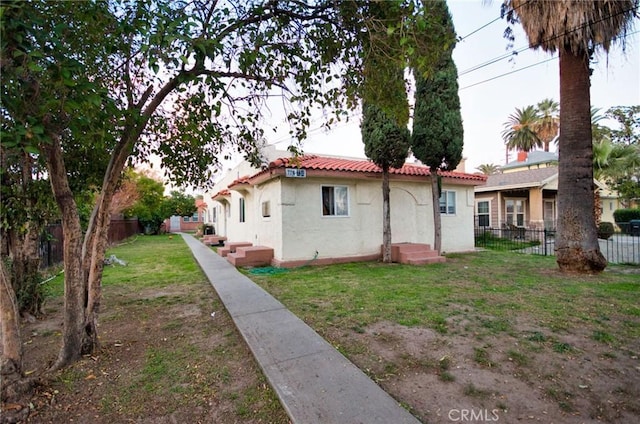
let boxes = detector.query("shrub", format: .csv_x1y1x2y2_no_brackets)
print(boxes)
597,222,615,240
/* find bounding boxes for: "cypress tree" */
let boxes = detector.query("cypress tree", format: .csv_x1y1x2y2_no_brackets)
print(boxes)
411,1,463,253
360,1,410,263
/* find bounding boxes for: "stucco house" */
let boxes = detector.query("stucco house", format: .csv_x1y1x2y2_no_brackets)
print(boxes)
205,149,486,267
474,151,622,230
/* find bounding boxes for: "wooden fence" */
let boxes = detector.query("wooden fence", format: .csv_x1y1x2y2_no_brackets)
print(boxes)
40,219,141,268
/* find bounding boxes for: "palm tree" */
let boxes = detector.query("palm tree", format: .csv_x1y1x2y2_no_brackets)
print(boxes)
506,0,636,273
501,105,542,153
535,98,559,152
475,163,501,175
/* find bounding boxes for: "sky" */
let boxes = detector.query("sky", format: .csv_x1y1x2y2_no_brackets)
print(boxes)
263,0,640,174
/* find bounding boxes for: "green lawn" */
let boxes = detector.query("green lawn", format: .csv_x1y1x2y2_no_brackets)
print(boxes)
248,251,640,345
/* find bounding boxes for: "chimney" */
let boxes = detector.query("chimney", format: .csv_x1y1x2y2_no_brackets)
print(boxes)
517,151,528,162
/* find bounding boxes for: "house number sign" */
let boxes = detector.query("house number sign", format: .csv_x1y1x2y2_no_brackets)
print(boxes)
285,168,306,178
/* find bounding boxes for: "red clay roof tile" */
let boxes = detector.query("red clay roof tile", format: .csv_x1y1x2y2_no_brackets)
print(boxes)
263,155,486,182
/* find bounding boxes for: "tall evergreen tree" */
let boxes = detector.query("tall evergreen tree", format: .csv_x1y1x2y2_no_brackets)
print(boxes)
359,0,411,263
411,1,462,254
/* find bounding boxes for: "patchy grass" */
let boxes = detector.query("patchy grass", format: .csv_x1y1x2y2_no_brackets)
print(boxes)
23,235,289,424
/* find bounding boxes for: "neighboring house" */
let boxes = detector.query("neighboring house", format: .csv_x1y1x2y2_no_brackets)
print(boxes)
165,197,208,233
474,151,623,230
502,150,558,173
206,149,486,267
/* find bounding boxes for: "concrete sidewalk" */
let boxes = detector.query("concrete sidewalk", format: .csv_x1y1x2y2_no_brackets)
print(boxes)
181,233,420,424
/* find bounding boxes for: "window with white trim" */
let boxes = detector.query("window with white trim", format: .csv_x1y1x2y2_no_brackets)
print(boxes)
477,200,490,227
505,199,525,226
439,190,456,215
321,186,349,216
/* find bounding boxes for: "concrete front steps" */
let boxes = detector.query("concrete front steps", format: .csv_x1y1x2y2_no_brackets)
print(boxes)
202,234,227,246
390,243,446,265
218,242,253,257
227,245,274,267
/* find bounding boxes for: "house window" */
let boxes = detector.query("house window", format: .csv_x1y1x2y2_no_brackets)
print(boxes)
239,198,246,223
212,207,217,223
192,211,199,222
182,215,190,222
506,199,525,226
439,190,456,215
477,200,490,227
262,201,271,218
322,186,349,216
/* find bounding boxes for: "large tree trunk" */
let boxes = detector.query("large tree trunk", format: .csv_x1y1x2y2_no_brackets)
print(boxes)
430,173,442,254
41,134,88,370
382,169,392,263
555,50,607,273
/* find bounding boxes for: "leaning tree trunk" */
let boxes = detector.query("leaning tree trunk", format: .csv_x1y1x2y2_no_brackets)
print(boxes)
382,169,392,263
430,173,442,254
42,134,87,370
555,50,607,273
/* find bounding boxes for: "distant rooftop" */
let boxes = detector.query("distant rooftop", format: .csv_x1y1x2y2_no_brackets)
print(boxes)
502,150,558,171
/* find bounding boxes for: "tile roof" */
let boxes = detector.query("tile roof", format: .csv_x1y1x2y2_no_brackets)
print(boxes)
262,155,487,182
478,167,558,190
228,175,251,190
212,189,231,200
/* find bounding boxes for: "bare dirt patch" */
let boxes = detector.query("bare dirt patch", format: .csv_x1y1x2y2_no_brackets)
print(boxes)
326,318,640,424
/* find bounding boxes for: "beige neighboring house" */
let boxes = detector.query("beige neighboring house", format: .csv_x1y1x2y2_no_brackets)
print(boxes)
474,151,623,230
205,148,486,267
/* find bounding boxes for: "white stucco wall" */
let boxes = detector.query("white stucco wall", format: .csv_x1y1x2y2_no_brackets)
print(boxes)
273,177,476,262
206,157,479,263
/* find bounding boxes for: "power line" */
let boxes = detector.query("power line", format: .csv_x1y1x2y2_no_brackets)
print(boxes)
459,28,639,91
459,56,558,91
457,4,639,78
457,0,531,43
457,16,502,43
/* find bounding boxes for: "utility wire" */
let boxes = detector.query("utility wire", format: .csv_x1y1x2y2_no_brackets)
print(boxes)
457,0,531,42
458,4,639,77
460,56,558,90
457,16,502,43
459,28,639,90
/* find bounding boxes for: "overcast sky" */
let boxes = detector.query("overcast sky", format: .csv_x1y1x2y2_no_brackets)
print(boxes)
266,0,640,173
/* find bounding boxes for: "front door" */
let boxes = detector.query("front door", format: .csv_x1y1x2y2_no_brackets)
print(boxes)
169,215,181,232
543,200,555,230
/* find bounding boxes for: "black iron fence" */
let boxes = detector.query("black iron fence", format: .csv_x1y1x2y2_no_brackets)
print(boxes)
39,219,141,269
474,225,640,265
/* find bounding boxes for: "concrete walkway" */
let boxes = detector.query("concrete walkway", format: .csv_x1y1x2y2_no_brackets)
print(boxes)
181,233,420,424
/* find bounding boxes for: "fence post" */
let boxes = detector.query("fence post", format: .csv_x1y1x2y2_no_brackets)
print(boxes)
543,229,547,256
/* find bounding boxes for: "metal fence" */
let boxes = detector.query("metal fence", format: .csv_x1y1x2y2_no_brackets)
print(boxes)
39,219,141,269
474,226,640,265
